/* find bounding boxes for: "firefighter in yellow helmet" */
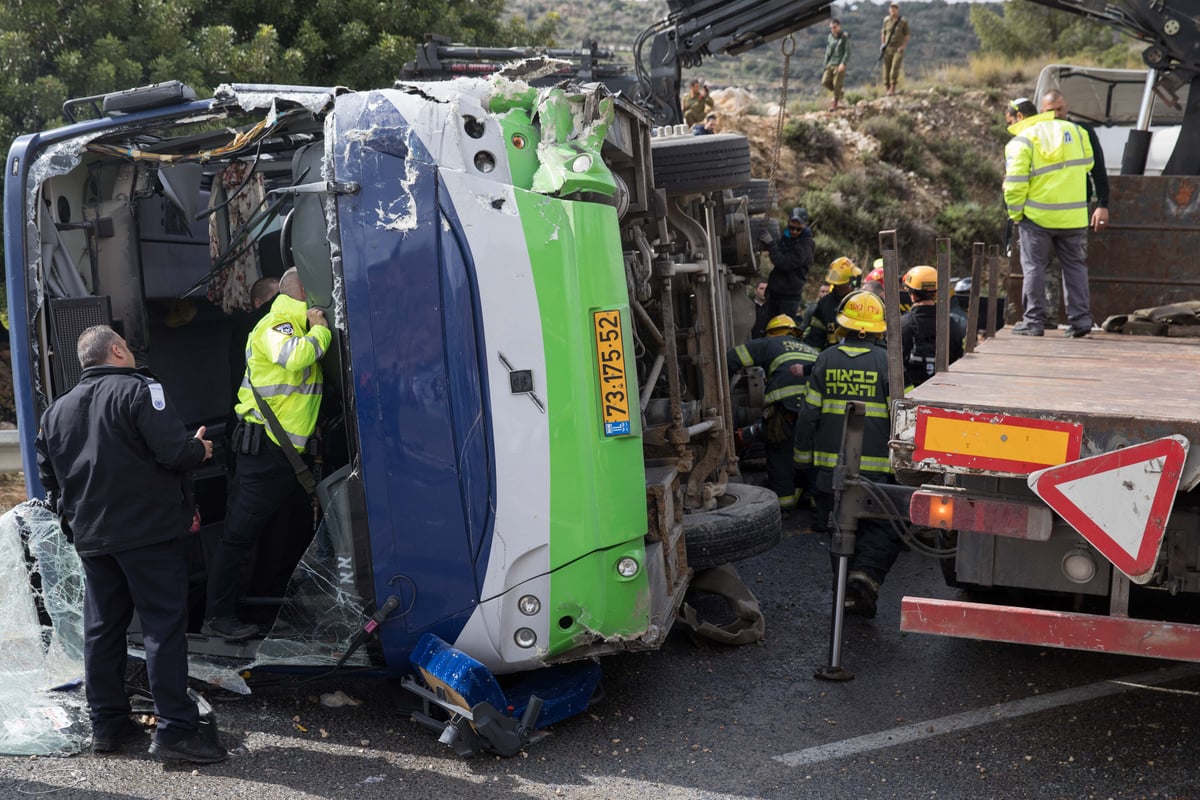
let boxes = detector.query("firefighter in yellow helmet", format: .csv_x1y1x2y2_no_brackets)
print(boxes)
801,257,862,351
900,265,966,389
729,314,820,513
794,290,899,617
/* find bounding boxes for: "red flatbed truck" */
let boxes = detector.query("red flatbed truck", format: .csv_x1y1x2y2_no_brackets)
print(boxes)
893,327,1200,661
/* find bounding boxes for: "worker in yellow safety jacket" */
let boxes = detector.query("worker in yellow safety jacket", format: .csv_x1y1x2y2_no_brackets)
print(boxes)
1003,98,1094,338
203,267,331,641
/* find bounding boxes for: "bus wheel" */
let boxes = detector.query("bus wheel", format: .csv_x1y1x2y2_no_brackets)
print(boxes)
650,133,753,195
683,483,781,571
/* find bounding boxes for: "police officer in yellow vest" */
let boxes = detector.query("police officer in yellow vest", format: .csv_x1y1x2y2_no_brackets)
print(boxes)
1003,97,1095,338
203,267,330,639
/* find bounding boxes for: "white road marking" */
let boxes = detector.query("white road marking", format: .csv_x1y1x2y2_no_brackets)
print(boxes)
774,663,1200,767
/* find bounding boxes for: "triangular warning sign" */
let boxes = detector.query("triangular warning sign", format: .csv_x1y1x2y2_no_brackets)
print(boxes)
1028,435,1189,584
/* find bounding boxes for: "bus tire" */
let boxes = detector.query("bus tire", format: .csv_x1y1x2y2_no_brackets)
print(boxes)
651,134,753,195
738,178,776,215
684,484,781,570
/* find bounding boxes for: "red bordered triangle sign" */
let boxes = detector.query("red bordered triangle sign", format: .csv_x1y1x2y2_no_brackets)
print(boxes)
1027,435,1189,584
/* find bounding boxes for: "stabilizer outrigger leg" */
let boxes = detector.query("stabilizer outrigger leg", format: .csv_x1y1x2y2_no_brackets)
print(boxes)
814,401,916,682
815,401,866,682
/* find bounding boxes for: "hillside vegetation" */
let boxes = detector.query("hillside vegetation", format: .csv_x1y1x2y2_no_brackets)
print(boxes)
506,0,986,94
719,85,1011,279
500,0,1135,281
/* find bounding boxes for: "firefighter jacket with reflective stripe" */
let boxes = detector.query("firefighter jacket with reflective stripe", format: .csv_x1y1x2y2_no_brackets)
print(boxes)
801,291,842,351
1004,111,1093,229
729,335,820,413
235,293,331,453
794,341,892,485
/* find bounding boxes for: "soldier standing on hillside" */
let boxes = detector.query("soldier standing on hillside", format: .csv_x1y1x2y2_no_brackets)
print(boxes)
822,19,851,111
682,79,713,127
879,2,910,96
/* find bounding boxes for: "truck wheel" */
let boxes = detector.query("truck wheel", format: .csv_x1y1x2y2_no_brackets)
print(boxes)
684,484,781,570
738,179,776,215
651,134,753,195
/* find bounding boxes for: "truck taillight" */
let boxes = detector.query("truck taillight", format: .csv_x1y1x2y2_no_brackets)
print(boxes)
909,490,1053,541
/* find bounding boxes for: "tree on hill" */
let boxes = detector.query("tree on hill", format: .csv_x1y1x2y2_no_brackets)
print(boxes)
969,1,1125,63
0,0,558,144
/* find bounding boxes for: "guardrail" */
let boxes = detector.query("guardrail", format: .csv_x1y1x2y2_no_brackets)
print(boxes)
0,430,22,474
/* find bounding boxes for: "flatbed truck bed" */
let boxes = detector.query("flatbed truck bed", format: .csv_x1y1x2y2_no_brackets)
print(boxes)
894,328,1200,488
891,326,1200,662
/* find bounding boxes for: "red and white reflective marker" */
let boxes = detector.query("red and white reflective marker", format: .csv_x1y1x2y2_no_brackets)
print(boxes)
1028,435,1189,584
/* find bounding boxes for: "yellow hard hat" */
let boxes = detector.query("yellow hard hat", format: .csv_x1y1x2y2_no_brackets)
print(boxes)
836,290,887,334
903,265,939,293
826,257,861,286
765,314,797,335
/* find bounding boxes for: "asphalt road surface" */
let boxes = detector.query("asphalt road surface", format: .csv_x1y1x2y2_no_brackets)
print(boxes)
3,525,1198,800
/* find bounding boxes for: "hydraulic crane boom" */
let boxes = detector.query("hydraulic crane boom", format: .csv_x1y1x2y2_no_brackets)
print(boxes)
399,0,833,126
1024,0,1200,173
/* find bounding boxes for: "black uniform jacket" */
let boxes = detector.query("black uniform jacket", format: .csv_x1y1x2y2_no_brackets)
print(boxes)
765,228,814,299
36,365,207,557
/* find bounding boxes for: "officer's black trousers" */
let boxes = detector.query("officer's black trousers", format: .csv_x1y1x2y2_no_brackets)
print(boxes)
205,441,298,621
80,537,197,744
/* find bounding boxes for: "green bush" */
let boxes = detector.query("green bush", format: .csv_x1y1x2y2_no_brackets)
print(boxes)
929,136,1003,201
781,119,841,164
935,201,1007,269
862,114,926,174
800,162,934,271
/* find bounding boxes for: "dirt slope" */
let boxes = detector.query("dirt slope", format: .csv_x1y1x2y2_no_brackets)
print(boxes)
713,85,1008,230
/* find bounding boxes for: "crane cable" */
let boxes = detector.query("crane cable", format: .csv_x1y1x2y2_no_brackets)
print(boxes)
768,35,796,194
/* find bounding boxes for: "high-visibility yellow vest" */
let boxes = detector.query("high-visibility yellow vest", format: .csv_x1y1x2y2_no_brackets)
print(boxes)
1004,111,1093,229
235,293,331,453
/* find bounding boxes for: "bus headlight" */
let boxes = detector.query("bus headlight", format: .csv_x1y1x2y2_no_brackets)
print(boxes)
518,595,541,616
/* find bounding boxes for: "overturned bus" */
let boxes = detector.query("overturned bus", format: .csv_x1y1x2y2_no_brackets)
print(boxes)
4,76,783,754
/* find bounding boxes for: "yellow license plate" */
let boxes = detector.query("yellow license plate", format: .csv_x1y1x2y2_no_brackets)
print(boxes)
593,309,631,436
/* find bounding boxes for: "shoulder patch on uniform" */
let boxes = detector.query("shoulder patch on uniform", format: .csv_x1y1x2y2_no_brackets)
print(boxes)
147,382,166,411
273,322,295,336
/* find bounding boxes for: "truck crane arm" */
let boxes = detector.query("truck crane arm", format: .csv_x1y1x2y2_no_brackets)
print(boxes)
398,0,833,127
1023,0,1200,174
634,0,833,126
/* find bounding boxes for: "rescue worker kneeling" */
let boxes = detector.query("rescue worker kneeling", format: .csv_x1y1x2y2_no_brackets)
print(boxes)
729,314,820,514
794,290,899,618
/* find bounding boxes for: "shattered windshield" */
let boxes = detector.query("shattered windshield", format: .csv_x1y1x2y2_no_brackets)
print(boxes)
0,490,371,756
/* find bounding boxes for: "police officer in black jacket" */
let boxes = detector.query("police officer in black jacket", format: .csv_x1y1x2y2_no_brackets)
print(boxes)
35,325,225,764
